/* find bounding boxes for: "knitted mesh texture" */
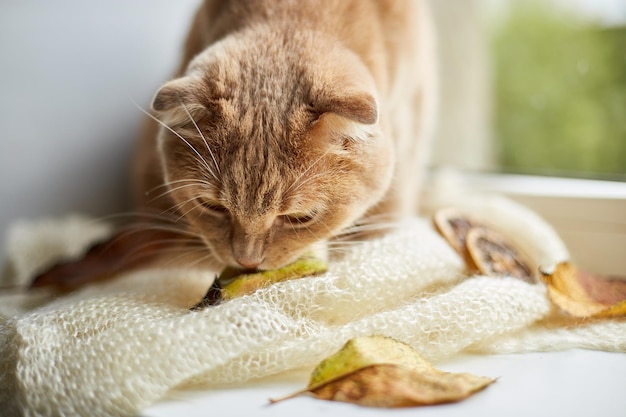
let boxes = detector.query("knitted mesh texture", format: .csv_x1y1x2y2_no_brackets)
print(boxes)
1,198,625,417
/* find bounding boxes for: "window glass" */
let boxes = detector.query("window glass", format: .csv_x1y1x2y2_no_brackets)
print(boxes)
487,0,626,180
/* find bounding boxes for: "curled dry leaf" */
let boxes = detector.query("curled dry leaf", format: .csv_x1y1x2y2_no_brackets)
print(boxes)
433,208,537,283
466,228,536,284
433,208,482,264
540,262,626,318
190,256,327,310
270,335,495,408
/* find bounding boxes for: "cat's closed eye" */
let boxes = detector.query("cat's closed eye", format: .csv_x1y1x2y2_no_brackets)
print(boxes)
196,193,316,227
280,212,316,226
196,196,228,216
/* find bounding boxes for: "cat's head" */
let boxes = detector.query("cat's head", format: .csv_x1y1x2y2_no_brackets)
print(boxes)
151,29,393,270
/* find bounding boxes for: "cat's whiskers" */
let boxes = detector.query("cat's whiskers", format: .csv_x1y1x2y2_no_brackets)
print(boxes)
146,178,215,198
327,240,365,247
126,244,207,261
284,216,301,240
287,172,333,195
326,241,363,255
169,195,211,223
284,151,330,196
164,196,201,218
338,221,396,234
132,101,216,179
107,228,201,252
124,222,203,240
333,213,400,242
148,181,216,206
341,212,398,228
71,221,204,272
127,237,205,253
168,250,217,270
335,224,396,241
94,211,216,269
119,211,198,232
302,219,326,246
164,197,196,216
86,210,196,239
325,240,363,257
121,240,210,269
109,215,205,259
180,101,222,179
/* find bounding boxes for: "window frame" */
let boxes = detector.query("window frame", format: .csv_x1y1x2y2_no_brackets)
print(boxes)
462,172,626,275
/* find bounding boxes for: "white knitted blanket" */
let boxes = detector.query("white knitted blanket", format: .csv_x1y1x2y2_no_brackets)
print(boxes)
1,196,625,417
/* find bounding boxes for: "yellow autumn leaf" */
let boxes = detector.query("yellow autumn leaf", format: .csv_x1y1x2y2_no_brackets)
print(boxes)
191,256,327,309
221,256,327,300
541,262,626,318
271,335,495,408
308,334,434,387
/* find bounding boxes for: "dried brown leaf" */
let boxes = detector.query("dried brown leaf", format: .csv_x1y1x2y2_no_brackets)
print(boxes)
541,262,626,318
310,364,493,407
433,208,537,283
466,228,537,284
271,336,495,408
433,208,482,257
29,229,182,292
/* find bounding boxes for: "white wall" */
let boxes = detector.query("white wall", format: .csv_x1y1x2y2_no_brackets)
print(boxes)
0,0,201,255
429,0,494,171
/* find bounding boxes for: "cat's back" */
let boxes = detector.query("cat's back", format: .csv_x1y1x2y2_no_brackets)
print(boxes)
197,0,419,34
183,0,424,90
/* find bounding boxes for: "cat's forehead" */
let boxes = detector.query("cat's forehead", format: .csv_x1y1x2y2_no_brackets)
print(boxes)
209,125,332,216
219,135,298,212
194,30,313,115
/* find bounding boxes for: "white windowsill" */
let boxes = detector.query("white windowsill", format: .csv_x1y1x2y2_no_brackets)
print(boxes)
464,173,626,199
459,173,626,276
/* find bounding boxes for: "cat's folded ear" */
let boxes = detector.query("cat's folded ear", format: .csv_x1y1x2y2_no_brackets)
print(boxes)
151,76,208,126
308,90,380,146
316,92,378,125
152,76,201,112
309,47,380,125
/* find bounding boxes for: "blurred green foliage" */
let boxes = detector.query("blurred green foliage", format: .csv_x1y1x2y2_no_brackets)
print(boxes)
492,1,626,179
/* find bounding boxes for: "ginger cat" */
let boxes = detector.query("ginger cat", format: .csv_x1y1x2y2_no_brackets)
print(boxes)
131,0,437,272
32,0,437,290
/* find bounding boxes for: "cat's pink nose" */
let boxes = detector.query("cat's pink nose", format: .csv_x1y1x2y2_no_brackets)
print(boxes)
236,257,262,270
